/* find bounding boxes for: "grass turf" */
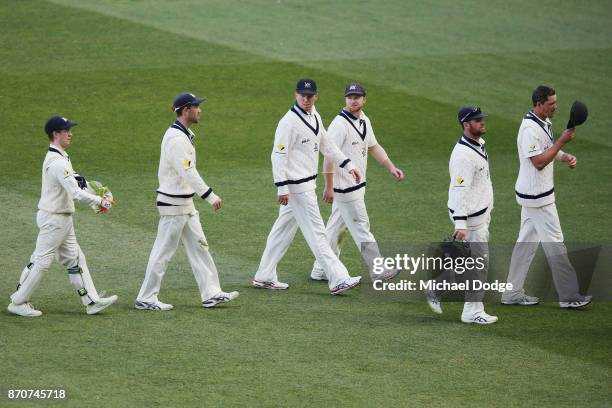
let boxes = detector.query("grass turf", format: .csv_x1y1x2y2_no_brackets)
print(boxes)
0,1,610,407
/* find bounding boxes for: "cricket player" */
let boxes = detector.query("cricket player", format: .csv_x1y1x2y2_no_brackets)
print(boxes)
253,79,363,295
427,106,498,324
8,116,117,317
310,83,404,281
135,92,238,310
501,85,592,308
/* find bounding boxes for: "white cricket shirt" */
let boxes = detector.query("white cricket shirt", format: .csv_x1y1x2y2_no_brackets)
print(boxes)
515,111,556,207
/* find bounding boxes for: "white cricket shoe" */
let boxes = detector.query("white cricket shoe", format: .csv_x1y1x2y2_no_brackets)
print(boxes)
426,292,443,315
375,268,401,281
8,302,42,317
560,296,592,309
461,311,498,325
134,300,174,311
252,279,289,290
331,276,362,295
310,268,328,281
501,294,539,306
86,295,118,315
202,291,239,308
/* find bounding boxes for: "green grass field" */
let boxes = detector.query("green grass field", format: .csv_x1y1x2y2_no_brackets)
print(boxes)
1,1,611,407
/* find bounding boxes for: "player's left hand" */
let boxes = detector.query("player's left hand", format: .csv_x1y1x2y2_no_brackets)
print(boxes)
390,167,405,181
349,169,361,184
562,153,577,169
99,196,114,214
212,197,223,211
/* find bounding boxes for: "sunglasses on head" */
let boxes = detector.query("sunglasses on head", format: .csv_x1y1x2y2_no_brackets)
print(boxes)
461,107,482,123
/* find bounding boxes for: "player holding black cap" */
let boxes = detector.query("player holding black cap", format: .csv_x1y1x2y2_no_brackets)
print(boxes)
426,106,498,324
501,85,592,308
8,116,117,317
310,83,404,282
253,79,363,294
135,92,239,310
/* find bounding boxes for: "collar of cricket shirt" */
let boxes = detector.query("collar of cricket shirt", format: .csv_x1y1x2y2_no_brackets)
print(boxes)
293,102,312,116
459,135,487,161
171,120,196,143
340,109,367,140
526,110,553,140
48,144,69,160
291,102,319,135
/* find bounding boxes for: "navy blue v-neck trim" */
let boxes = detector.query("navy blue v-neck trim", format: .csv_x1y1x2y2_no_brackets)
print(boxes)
291,106,319,136
339,110,366,140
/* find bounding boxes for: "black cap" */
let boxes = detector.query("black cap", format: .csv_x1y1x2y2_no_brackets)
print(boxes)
296,78,317,95
567,100,588,129
344,83,366,97
44,116,77,134
457,106,487,124
173,92,206,112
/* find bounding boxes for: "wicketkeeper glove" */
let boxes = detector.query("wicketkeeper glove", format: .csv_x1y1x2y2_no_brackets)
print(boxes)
86,180,115,214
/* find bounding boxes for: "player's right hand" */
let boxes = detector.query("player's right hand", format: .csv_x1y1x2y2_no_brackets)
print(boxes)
559,128,576,144
278,194,289,206
212,197,222,211
323,188,334,204
453,229,467,241
99,197,114,214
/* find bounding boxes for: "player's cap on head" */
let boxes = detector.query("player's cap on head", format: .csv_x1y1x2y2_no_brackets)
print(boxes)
44,116,77,134
457,106,487,124
173,92,206,112
344,83,366,97
296,79,317,95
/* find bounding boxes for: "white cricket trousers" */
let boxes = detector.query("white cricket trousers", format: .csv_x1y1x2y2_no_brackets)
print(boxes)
11,210,101,306
312,198,386,278
434,216,491,318
504,203,581,302
461,221,489,318
137,211,221,303
254,190,351,289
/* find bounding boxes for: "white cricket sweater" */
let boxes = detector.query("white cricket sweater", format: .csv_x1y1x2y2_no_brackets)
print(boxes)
155,120,219,215
329,109,378,202
271,103,355,195
447,135,493,230
38,144,102,214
